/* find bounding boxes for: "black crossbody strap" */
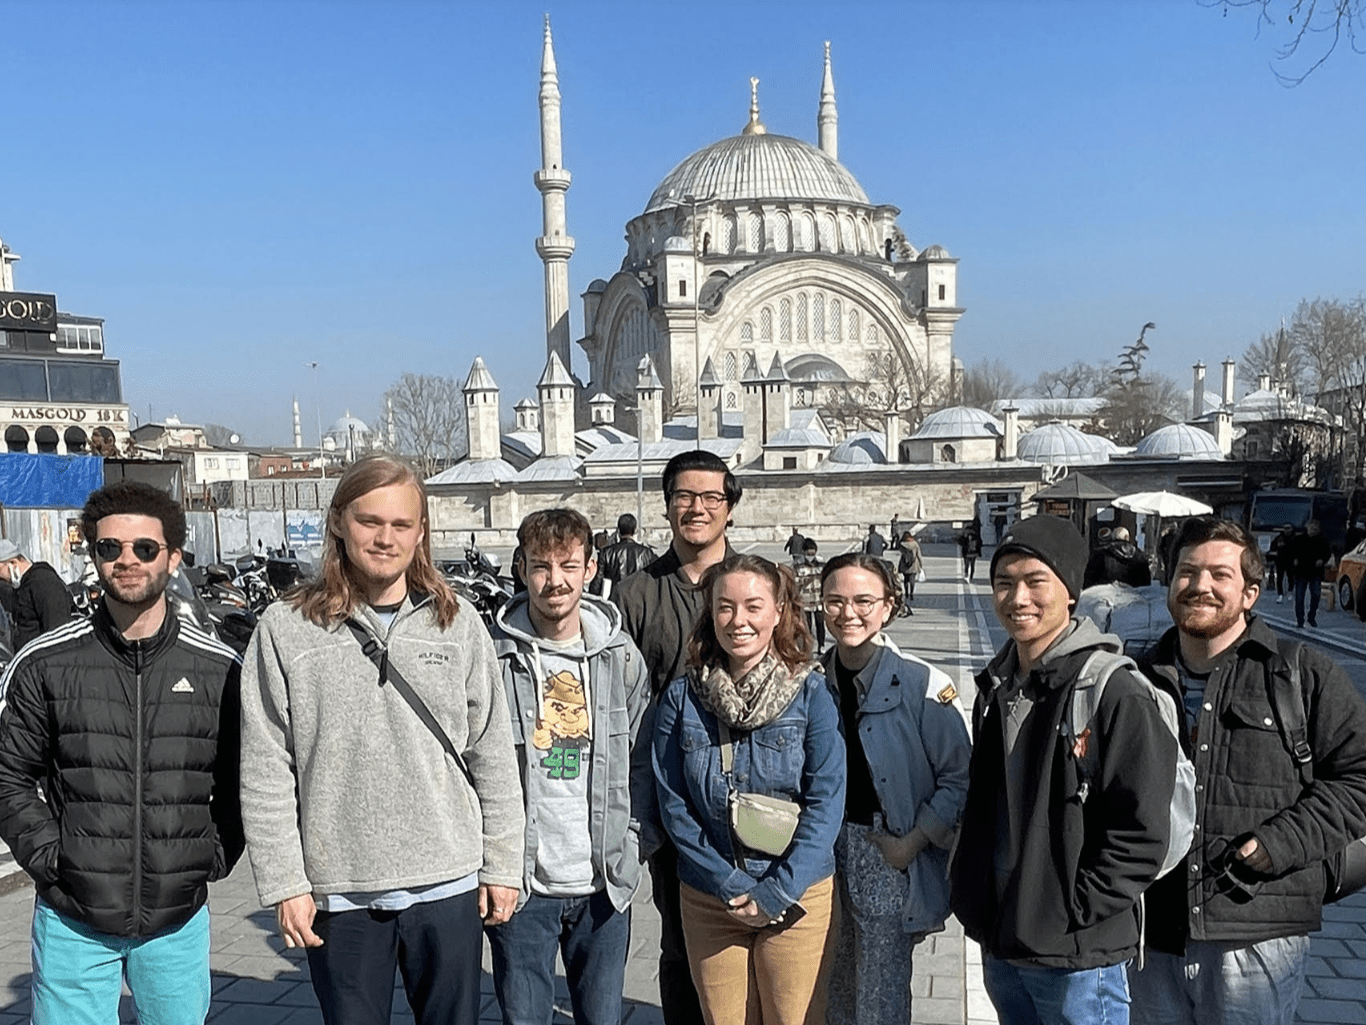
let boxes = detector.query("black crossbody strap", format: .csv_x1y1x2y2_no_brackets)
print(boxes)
1266,641,1314,788
345,619,477,791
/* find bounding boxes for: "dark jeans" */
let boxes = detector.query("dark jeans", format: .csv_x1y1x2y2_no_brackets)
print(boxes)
962,555,978,581
1293,575,1321,627
487,889,630,1025
902,572,916,607
805,609,826,649
649,843,706,1025
306,889,482,1025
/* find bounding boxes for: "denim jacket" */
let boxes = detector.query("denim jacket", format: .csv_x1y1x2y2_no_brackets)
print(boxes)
823,638,971,934
652,666,845,921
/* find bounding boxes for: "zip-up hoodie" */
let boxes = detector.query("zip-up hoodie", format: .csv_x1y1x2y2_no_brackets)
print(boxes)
950,617,1177,968
489,592,654,912
239,593,524,907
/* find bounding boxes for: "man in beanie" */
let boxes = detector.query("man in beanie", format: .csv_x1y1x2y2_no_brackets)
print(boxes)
950,513,1180,1024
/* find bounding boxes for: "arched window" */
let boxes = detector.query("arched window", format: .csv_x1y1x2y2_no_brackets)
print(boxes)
818,213,836,252
741,322,753,344
856,217,871,253
726,391,738,409
35,426,58,454
748,212,764,252
760,306,773,341
840,215,856,253
797,213,815,251
812,294,825,342
780,298,792,341
849,309,860,341
941,444,957,464
774,211,791,252
724,352,738,381
866,323,878,344
721,216,736,254
796,293,809,342
64,426,88,453
5,426,29,453
831,299,843,342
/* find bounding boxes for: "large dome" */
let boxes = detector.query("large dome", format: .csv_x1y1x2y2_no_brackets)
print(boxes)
911,406,1003,440
644,133,871,214
1133,423,1223,459
1017,422,1111,465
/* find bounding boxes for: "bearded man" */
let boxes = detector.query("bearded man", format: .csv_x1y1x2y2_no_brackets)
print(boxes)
1132,516,1366,1024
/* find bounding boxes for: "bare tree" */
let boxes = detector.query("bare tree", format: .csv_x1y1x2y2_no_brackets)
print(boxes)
1204,0,1365,83
382,373,468,478
961,358,1023,411
1288,296,1366,487
1033,360,1106,399
820,349,944,438
1099,372,1187,446
1240,327,1311,394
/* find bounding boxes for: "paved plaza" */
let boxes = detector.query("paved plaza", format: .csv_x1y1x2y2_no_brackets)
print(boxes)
1,545,1364,1023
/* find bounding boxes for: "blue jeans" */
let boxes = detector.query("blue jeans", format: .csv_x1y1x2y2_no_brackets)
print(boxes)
1128,936,1310,1024
982,954,1131,1025
1293,576,1320,627
31,899,210,1025
487,889,631,1025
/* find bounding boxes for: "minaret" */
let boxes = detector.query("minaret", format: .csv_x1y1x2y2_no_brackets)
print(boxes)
386,398,396,450
535,15,575,369
0,237,19,291
292,397,302,448
818,41,837,159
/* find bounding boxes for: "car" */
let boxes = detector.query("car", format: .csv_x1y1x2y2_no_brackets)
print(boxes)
1337,539,1366,613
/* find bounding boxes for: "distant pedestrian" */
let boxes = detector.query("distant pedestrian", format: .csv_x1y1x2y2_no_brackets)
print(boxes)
594,512,657,596
956,521,982,583
1082,526,1153,589
1285,520,1332,628
897,530,923,615
889,514,901,544
783,526,808,565
796,538,826,649
1266,524,1293,603
862,525,886,558
0,539,74,651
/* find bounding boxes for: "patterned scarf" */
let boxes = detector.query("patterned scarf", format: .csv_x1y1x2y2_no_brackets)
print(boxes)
689,652,810,730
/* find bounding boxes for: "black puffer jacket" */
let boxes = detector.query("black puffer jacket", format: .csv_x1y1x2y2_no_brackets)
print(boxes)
0,602,243,936
13,560,74,651
950,618,1177,969
1141,617,1366,953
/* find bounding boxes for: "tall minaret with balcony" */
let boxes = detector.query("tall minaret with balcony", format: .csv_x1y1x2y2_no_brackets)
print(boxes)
817,42,837,159
536,15,575,369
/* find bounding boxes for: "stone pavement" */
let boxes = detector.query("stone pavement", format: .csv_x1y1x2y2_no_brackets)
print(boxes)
1,546,1365,1023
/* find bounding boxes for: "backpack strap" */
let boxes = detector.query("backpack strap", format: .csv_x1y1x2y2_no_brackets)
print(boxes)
1265,641,1314,787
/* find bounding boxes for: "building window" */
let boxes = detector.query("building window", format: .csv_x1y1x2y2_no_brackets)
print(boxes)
831,299,843,342
849,309,860,342
64,426,87,453
797,213,815,251
780,298,792,341
774,211,791,251
679,278,687,298
840,215,856,253
721,216,736,254
35,426,58,453
818,213,836,251
741,322,753,344
724,352,738,381
56,324,104,353
941,444,956,463
227,458,241,470
761,306,773,341
867,323,878,344
783,456,797,469
797,293,808,342
5,426,29,452
726,391,737,409
812,294,825,342
748,213,763,252
938,284,946,301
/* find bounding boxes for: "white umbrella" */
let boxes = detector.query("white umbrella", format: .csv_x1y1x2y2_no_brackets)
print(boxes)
1112,491,1213,518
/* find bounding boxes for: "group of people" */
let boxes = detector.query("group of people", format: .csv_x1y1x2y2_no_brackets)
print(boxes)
2,455,1366,1025
1266,519,1336,628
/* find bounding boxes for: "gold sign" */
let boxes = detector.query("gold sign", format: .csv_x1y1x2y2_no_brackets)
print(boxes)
8,406,127,424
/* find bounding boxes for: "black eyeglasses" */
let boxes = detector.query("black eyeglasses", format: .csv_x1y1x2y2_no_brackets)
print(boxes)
94,538,169,563
668,489,728,510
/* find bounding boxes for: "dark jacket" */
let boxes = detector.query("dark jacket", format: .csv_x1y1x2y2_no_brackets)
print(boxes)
0,603,244,937
950,618,1177,968
863,531,887,557
1083,541,1153,589
1283,531,1332,581
958,529,982,558
599,538,657,586
611,543,734,696
13,560,74,651
1140,617,1366,952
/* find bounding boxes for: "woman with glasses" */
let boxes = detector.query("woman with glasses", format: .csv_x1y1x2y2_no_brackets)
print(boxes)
819,553,970,1025
652,554,844,1025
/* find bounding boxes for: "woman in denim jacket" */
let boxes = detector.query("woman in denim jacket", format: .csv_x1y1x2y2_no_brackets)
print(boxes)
820,553,971,1025
653,554,845,1025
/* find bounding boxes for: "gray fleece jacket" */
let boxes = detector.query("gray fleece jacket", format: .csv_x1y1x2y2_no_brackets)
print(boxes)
239,593,525,907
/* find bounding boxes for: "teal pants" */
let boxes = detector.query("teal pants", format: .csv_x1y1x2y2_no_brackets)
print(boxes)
31,899,211,1025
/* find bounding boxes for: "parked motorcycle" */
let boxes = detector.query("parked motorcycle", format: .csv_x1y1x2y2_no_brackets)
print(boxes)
439,533,514,625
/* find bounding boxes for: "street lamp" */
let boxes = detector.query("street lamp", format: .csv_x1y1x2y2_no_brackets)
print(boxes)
680,191,714,434
305,361,324,480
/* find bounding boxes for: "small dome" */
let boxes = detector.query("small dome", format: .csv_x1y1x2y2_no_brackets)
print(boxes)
644,132,871,214
586,278,608,294
920,244,951,260
1017,422,1110,465
663,235,692,253
829,431,887,465
1133,423,1223,459
911,406,1002,440
785,353,852,383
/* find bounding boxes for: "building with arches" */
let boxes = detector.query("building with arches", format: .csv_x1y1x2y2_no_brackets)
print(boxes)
536,29,962,431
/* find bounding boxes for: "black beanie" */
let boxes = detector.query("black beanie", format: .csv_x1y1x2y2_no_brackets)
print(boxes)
990,515,1087,602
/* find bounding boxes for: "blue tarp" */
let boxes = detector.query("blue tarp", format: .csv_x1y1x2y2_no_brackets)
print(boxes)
0,454,105,508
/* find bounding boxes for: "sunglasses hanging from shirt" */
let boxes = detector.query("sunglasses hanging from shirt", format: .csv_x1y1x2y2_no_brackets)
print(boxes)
94,538,169,563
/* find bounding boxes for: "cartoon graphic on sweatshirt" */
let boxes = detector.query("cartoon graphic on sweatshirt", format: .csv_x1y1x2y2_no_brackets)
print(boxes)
532,669,590,779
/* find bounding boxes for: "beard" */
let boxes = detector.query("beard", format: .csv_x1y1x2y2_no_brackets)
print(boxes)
1170,592,1246,640
98,563,170,609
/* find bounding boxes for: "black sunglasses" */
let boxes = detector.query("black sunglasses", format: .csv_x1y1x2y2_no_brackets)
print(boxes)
94,538,169,563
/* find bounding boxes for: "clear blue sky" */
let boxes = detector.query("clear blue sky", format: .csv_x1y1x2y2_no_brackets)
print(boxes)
4,0,1363,445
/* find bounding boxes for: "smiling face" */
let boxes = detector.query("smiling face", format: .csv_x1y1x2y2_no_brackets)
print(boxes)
666,469,731,552
1169,539,1257,648
822,565,893,656
523,540,596,636
94,513,182,610
991,554,1073,667
712,569,781,678
337,482,424,602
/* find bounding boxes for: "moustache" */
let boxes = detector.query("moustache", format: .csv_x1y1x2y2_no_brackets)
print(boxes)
539,586,573,598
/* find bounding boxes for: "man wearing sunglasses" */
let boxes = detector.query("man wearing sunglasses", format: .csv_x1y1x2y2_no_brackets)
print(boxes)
611,449,741,1025
0,480,244,1023
0,537,74,651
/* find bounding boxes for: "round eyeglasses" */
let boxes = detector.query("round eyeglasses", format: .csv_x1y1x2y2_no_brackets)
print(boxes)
94,538,169,564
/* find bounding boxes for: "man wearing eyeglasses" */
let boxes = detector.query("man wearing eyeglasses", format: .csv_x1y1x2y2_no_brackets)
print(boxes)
0,481,243,1023
612,449,742,1025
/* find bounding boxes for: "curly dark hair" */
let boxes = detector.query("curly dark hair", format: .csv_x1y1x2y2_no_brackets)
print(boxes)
81,481,187,551
687,554,811,672
1171,516,1265,588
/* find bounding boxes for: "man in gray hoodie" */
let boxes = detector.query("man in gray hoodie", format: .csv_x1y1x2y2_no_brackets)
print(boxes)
486,507,653,1025
239,456,524,1025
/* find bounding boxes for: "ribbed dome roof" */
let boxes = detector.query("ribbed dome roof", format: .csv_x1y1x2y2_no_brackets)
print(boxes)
1017,422,1110,465
911,406,1002,440
644,133,870,214
1133,424,1223,459
829,431,887,465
